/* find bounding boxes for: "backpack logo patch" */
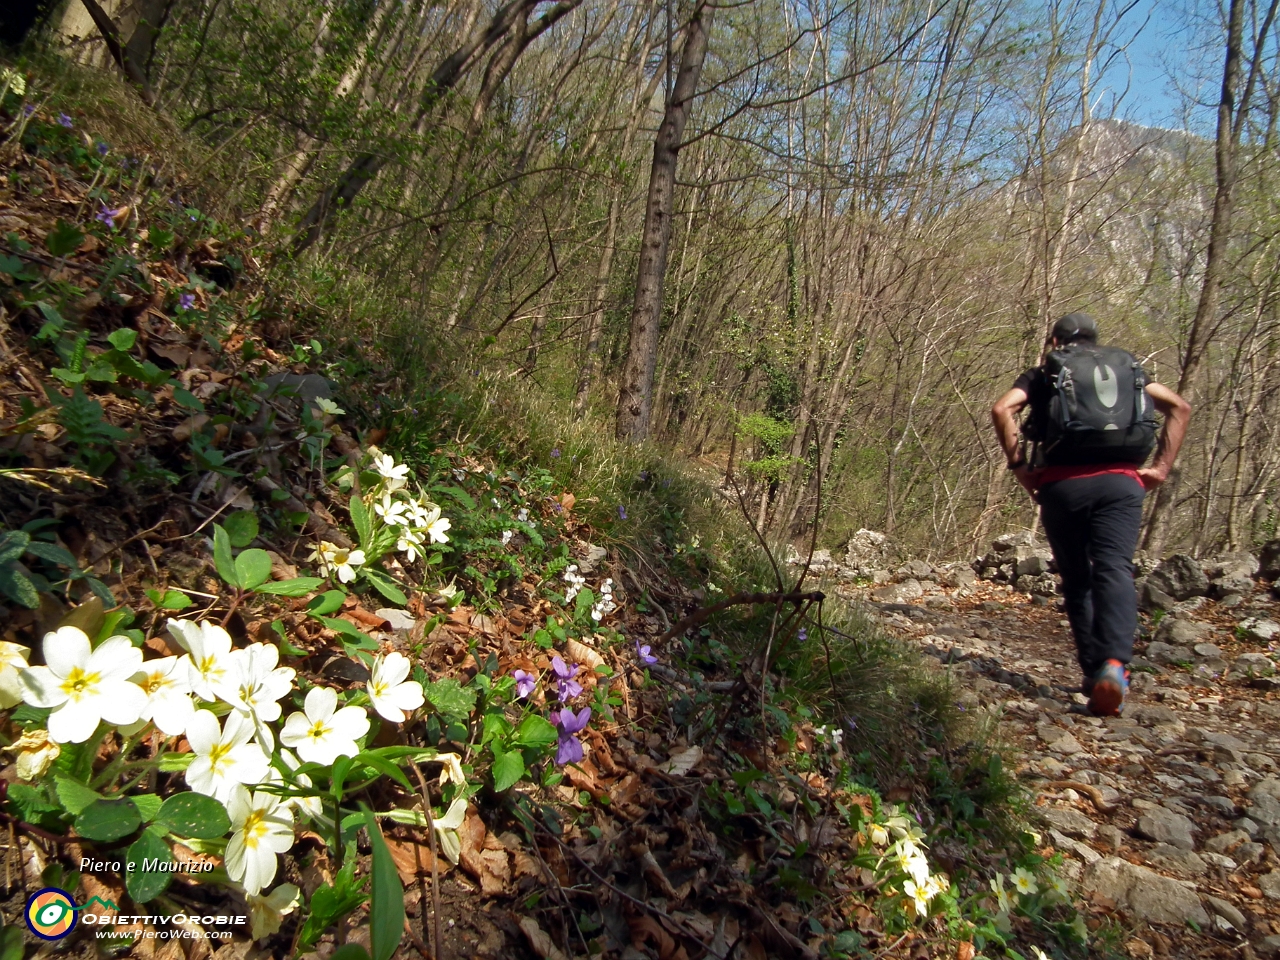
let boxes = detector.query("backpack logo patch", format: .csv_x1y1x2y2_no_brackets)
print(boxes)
1093,363,1119,409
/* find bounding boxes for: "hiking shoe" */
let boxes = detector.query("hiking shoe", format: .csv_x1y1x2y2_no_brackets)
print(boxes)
1088,659,1129,717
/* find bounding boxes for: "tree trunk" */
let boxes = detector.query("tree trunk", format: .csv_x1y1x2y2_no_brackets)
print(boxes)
615,2,713,442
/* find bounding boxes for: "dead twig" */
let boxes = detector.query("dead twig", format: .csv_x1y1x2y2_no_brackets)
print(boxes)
407,759,443,960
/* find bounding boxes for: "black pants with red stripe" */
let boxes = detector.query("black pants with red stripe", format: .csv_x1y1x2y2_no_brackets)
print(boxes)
1037,473,1145,681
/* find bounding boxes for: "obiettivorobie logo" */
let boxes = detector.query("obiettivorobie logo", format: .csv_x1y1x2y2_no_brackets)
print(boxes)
24,888,117,941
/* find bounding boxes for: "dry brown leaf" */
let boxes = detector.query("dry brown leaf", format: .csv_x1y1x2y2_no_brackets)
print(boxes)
384,837,443,885
458,813,510,895
628,915,689,960
956,943,976,960
518,918,570,960
658,745,703,776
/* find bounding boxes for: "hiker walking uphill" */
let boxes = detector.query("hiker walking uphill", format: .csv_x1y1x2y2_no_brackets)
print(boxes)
990,313,1192,717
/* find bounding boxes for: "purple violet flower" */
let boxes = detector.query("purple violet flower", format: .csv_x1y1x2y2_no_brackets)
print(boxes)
618,504,628,520
551,656,582,701
23,104,35,117
551,448,560,458
797,627,808,643
95,205,116,229
178,293,195,311
57,113,73,128
513,669,536,699
636,642,657,666
96,142,109,156
554,706,591,765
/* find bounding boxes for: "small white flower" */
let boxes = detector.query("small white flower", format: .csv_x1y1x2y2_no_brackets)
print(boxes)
1031,948,1050,960
225,789,295,896
168,619,234,701
314,398,344,416
903,878,931,916
374,493,409,527
247,882,301,941
517,508,528,523
280,686,369,765
425,516,451,544
501,530,513,546
436,752,466,787
308,541,366,583
131,656,196,736
0,641,31,709
216,643,295,749
990,873,1012,914
406,500,440,528
1012,867,1039,896
433,795,468,864
868,823,889,846
398,526,425,563
366,652,425,723
275,749,325,822
9,728,59,780
452,468,467,481
371,452,410,490
19,628,145,743
185,709,270,805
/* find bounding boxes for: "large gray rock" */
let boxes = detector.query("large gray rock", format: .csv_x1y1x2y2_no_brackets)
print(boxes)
1247,780,1280,830
1040,806,1097,840
1235,652,1275,677
1260,538,1280,579
1081,857,1209,926
1261,869,1280,900
1137,577,1177,612
1202,895,1247,932
1239,617,1280,644
1147,844,1207,878
844,529,894,573
1135,806,1197,849
1144,641,1194,666
1205,552,1259,581
1154,617,1210,645
895,559,936,581
1147,554,1210,601
871,579,923,603
992,530,1037,551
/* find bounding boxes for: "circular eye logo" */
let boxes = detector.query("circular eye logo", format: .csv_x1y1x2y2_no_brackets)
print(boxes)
25,887,78,940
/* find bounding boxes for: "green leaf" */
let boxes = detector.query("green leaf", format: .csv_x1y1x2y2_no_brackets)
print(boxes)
223,511,258,548
0,531,31,565
125,827,172,902
156,752,194,772
349,496,373,549
54,777,103,816
0,922,26,960
482,711,512,745
297,859,368,951
0,565,39,609
491,744,525,792
107,328,138,352
45,220,84,258
351,752,412,791
131,794,163,823
363,807,405,960
75,797,141,841
234,549,273,590
424,678,476,723
173,387,204,411
256,576,325,597
145,587,194,611
330,948,372,960
23,541,77,567
512,714,557,751
212,523,238,587
155,793,230,839
307,589,346,615
437,486,476,510
361,567,407,605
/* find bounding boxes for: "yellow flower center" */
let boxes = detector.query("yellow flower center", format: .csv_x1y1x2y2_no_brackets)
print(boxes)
332,549,350,565
241,809,268,850
371,680,388,698
307,721,329,741
207,741,232,771
143,673,167,694
60,666,100,700
198,655,220,676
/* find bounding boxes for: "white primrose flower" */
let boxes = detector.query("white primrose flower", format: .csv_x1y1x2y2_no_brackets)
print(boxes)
424,515,451,544
374,492,409,527
216,643,296,746
10,728,59,780
185,709,270,805
371,452,410,491
314,398,344,416
130,656,196,736
225,788,295,896
280,686,370,765
433,795,468,864
309,541,366,584
366,652,425,723
247,883,301,941
405,500,439,528
168,619,234,701
1012,866,1039,896
868,823,889,847
501,530,512,546
903,879,932,916
0,641,31,709
436,752,466,787
893,838,930,887
19,628,145,744
397,526,425,564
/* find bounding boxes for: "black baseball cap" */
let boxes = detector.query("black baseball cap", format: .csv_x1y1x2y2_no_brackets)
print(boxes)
1050,312,1098,343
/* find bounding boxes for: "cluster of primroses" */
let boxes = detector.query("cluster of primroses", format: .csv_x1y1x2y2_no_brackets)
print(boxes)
2,619,425,904
311,450,452,580
865,809,950,918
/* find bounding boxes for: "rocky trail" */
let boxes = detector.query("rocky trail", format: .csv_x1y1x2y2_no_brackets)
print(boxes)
806,530,1280,957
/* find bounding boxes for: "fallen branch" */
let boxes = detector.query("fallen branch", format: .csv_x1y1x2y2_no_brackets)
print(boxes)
655,589,824,646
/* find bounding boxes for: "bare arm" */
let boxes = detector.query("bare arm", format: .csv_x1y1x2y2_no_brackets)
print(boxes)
991,387,1036,496
1138,382,1192,488
991,387,1029,465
